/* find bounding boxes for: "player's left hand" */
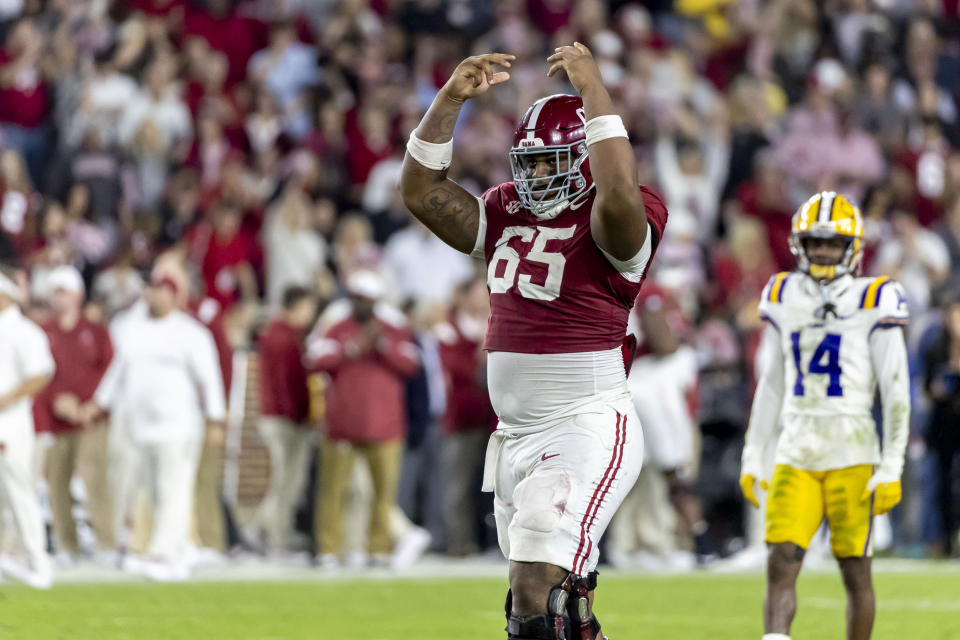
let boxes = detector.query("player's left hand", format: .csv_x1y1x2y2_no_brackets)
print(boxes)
739,473,768,509
860,474,901,515
547,42,603,95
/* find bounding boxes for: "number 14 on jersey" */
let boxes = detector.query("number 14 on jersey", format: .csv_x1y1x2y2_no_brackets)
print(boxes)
791,331,844,397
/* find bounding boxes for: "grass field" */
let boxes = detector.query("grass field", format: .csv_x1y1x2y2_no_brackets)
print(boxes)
1,562,959,639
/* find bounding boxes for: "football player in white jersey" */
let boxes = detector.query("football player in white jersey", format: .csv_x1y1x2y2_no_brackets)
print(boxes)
739,192,910,640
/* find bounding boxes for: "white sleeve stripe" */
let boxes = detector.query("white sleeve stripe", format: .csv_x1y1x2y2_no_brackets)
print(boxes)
597,223,653,283
470,196,486,259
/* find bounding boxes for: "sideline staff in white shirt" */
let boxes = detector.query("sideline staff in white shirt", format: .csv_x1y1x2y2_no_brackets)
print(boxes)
0,265,54,588
87,272,225,579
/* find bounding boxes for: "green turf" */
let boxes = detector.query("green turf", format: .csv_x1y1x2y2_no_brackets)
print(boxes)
2,570,960,639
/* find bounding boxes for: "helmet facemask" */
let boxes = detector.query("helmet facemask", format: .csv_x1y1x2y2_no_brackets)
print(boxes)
789,230,862,281
509,141,591,220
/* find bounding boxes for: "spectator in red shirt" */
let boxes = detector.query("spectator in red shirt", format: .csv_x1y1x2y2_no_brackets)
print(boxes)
308,270,420,568
0,19,51,188
32,266,115,559
183,51,246,146
346,107,394,198
708,216,776,317
182,0,265,85
435,275,495,556
251,285,318,553
193,199,258,310
735,151,795,271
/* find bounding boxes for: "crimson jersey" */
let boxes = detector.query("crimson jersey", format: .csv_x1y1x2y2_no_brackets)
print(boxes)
476,183,668,354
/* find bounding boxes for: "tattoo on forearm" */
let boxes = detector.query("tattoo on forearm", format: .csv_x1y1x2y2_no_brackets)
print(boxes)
437,112,458,137
416,102,463,142
422,185,469,222
419,184,477,251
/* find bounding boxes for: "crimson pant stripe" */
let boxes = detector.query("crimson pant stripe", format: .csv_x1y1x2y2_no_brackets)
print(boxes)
571,413,620,572
578,414,627,574
572,412,625,575
576,415,627,574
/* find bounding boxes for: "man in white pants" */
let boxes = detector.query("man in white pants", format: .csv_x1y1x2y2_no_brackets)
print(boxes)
84,271,225,580
398,45,669,638
620,284,711,566
0,265,54,588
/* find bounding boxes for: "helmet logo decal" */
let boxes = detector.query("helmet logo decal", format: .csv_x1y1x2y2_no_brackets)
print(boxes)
519,138,544,147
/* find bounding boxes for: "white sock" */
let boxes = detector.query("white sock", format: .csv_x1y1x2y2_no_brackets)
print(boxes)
762,634,791,640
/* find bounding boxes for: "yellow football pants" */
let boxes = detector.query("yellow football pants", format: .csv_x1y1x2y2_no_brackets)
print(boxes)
765,464,875,558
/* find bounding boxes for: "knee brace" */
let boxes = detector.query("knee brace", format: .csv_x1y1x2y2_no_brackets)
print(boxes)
504,572,605,640
562,572,603,640
505,588,569,639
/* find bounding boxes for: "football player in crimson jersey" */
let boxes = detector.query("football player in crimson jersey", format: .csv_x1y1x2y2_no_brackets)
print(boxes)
399,44,668,640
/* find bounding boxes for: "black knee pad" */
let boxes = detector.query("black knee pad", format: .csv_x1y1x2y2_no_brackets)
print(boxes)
504,587,571,639
506,612,570,639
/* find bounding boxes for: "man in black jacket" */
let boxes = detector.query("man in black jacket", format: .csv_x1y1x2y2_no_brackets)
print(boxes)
923,292,960,556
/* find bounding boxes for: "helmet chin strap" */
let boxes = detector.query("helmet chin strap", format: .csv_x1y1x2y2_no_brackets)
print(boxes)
529,184,595,220
531,200,570,220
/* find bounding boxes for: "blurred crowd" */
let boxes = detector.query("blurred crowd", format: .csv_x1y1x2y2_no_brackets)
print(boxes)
1,0,960,584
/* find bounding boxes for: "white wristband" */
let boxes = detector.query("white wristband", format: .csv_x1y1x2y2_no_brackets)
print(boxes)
406,131,454,171
584,115,629,147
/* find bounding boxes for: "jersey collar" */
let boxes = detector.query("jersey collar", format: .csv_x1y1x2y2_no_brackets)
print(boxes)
801,272,852,297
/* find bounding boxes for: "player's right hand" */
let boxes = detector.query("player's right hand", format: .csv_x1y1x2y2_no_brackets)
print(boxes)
441,54,515,103
739,473,768,509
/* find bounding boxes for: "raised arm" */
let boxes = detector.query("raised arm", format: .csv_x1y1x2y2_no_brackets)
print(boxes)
547,43,647,260
398,53,515,254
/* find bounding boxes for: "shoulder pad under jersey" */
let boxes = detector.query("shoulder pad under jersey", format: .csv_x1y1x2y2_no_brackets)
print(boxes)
758,271,794,331
859,275,909,328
